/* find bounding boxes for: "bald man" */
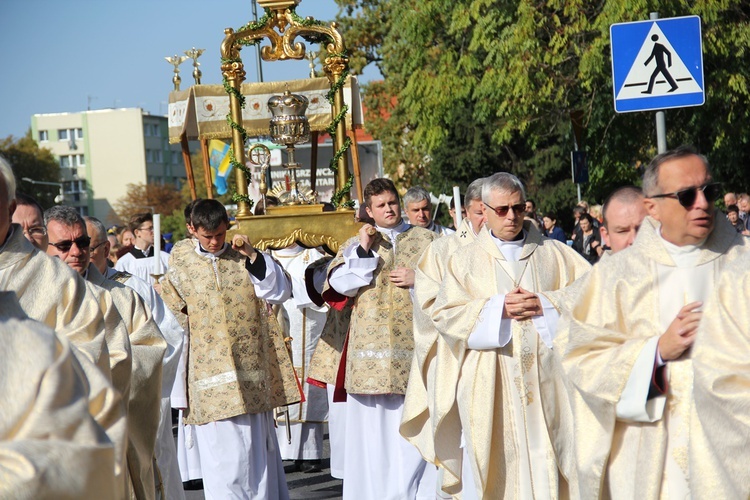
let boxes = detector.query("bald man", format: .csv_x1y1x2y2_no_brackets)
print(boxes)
600,186,648,254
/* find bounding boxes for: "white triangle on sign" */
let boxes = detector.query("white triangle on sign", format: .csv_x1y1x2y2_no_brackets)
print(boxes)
616,23,702,100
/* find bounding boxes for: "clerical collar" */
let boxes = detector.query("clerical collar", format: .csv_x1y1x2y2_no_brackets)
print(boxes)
489,229,526,262
134,244,152,257
657,227,705,268
195,241,228,258
376,219,410,242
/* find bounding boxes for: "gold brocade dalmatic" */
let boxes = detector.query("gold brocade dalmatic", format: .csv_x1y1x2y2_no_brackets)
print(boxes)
430,225,590,498
0,226,128,498
401,217,478,465
689,257,750,498
87,265,167,500
160,245,300,426
554,216,750,499
323,227,437,395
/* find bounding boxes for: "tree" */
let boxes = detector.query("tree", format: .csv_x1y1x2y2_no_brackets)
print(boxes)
113,182,184,224
1,131,61,208
334,0,750,219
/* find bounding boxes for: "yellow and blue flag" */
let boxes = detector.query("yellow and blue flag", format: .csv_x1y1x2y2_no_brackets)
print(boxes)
208,140,233,195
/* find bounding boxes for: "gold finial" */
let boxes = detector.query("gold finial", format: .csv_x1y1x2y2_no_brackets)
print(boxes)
184,47,206,85
165,54,188,91
305,50,318,78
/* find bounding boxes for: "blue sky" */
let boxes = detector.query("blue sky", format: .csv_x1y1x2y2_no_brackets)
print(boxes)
0,0,379,139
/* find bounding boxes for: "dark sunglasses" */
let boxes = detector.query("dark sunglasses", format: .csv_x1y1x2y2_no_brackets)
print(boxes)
484,202,527,217
649,182,722,208
49,236,91,253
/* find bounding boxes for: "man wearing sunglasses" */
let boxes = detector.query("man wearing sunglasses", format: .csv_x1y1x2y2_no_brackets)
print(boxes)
428,172,590,498
45,204,169,500
556,145,750,499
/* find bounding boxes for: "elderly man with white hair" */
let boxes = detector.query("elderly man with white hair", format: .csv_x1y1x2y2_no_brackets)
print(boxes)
428,172,589,498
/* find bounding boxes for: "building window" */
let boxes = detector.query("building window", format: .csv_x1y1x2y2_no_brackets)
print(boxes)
60,155,71,168
155,150,163,163
39,130,49,142
75,128,83,139
58,129,68,141
146,150,154,162
76,154,85,166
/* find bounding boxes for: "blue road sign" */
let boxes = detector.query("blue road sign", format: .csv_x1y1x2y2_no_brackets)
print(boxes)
611,16,704,113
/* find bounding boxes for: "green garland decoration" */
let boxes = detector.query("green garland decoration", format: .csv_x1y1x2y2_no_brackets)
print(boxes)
235,10,272,47
324,64,355,208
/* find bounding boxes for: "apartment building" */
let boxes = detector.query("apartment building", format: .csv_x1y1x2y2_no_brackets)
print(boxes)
31,108,186,223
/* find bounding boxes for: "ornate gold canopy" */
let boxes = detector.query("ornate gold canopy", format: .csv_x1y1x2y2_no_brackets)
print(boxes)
217,0,359,252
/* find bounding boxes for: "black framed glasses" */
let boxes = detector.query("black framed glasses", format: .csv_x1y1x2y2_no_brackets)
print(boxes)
89,240,108,252
49,236,91,253
137,225,154,232
484,202,527,217
649,182,722,208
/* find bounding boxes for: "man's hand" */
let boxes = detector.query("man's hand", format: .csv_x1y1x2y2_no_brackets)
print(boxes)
389,267,415,288
152,281,162,296
231,234,257,261
658,301,702,361
502,287,543,320
359,224,377,253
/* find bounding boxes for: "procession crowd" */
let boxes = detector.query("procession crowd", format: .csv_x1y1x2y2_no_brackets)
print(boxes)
1,144,748,499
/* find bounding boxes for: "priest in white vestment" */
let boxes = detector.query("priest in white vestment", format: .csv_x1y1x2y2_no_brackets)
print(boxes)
322,178,438,499
400,178,486,494
0,161,128,497
688,256,750,498
429,173,590,498
555,146,750,499
0,293,118,499
87,215,186,500
114,212,170,286
271,244,329,470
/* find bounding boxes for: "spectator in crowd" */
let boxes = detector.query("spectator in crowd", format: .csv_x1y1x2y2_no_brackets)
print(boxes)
542,213,567,243
724,192,737,210
11,192,48,251
572,213,601,264
726,204,746,233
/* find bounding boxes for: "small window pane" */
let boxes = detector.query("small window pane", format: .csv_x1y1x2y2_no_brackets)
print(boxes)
58,129,68,140
60,156,71,168
39,130,49,141
76,128,83,139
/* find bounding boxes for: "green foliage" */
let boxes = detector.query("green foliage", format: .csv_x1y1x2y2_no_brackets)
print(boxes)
335,0,750,221
1,131,60,208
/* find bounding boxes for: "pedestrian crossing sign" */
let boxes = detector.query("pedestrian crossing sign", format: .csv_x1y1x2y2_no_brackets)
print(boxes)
611,16,704,113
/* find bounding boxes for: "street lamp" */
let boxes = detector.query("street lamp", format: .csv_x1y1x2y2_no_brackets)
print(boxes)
21,177,65,204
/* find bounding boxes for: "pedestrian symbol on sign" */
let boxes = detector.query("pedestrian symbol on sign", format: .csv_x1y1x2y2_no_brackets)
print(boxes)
642,35,678,94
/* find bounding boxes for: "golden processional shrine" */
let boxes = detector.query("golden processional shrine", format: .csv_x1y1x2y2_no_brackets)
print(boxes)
168,0,364,253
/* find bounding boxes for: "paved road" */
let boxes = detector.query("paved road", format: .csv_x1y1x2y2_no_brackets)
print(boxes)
182,429,342,500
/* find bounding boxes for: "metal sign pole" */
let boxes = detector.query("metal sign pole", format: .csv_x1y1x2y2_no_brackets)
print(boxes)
651,12,668,153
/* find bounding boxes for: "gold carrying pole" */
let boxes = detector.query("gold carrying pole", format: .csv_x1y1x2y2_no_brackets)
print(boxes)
220,32,252,217
324,54,351,208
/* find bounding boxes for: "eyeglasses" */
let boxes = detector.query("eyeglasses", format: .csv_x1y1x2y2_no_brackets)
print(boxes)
49,236,91,253
649,182,722,208
89,240,108,252
23,226,47,238
137,225,154,232
484,202,527,217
